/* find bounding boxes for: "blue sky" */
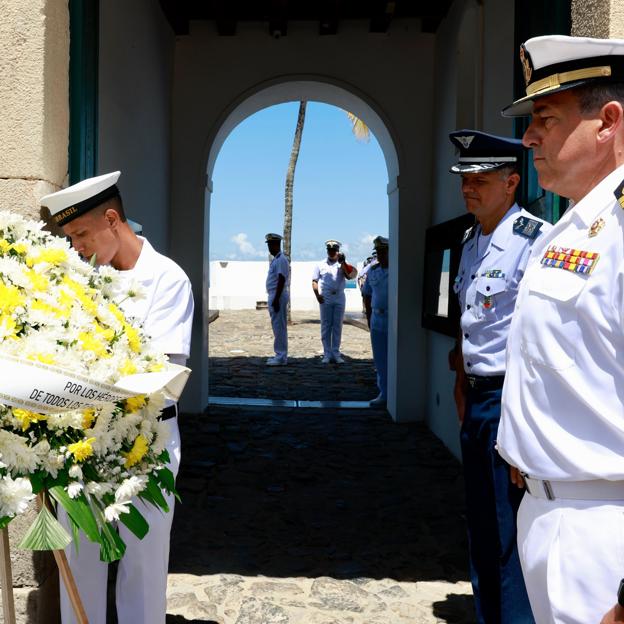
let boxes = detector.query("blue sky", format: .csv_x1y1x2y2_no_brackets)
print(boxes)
210,102,389,264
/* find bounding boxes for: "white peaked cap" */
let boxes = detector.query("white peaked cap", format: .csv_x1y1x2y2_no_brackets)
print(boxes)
40,171,121,226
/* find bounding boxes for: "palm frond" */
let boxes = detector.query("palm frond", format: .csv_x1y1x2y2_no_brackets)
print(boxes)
346,111,370,143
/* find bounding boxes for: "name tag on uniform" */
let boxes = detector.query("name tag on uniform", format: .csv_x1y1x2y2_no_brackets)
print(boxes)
541,245,600,275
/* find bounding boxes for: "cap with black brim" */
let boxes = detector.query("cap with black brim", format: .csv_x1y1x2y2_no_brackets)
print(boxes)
448,130,523,175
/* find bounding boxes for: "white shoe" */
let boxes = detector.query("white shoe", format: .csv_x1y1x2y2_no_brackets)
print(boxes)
266,357,287,366
334,355,345,364
369,394,386,407
321,356,331,364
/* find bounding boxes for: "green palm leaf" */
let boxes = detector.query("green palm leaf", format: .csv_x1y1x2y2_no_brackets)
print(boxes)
18,505,71,551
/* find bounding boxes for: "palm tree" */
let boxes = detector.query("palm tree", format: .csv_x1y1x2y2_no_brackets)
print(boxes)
283,100,307,322
345,111,370,143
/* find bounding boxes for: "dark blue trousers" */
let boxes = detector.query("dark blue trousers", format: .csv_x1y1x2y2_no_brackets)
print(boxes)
460,386,534,624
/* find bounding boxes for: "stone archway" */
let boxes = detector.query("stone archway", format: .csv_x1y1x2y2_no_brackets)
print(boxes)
201,77,400,413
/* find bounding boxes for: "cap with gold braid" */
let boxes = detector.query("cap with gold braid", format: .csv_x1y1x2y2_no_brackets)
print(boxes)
503,35,624,117
41,171,121,227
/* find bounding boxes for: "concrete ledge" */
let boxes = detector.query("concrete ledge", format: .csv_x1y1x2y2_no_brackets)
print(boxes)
208,309,219,324
344,313,369,332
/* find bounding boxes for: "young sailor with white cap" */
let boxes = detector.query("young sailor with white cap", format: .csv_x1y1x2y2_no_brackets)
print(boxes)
361,236,389,406
449,130,550,624
312,240,357,364
496,35,624,624
264,233,289,365
40,171,194,624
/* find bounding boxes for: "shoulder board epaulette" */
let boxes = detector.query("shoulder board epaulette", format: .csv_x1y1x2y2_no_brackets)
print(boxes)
461,225,476,245
513,216,542,239
614,178,624,209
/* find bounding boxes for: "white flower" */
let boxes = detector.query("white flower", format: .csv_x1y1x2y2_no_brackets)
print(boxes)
0,476,34,517
114,475,147,503
104,502,130,522
67,482,83,499
68,464,83,479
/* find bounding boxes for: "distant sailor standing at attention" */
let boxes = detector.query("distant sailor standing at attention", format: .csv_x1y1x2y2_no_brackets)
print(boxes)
449,130,550,624
312,239,357,364
265,233,290,366
361,236,389,407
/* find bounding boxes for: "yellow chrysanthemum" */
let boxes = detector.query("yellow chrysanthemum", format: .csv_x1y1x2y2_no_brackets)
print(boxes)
0,314,18,338
147,361,164,373
67,437,96,462
35,248,68,266
123,323,141,353
10,243,27,255
123,434,149,468
119,359,137,376
94,322,115,343
0,240,10,254
81,408,96,429
78,332,109,358
108,303,125,323
27,353,56,365
25,269,49,292
124,395,146,413
62,277,97,315
0,283,25,314
12,408,47,431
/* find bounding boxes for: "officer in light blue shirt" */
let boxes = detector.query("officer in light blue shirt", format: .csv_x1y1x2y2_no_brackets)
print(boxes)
449,130,551,624
362,236,388,407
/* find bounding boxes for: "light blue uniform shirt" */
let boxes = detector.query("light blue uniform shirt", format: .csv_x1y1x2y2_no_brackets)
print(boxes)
453,203,551,376
362,264,389,332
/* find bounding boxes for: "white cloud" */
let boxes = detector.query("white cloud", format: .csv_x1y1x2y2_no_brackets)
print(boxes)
230,233,264,258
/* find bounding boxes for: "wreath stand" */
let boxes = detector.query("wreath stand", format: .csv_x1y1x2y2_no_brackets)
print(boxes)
0,509,89,624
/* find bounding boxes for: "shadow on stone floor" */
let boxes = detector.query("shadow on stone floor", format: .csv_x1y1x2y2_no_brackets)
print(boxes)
432,593,476,623
170,407,470,584
166,617,219,624
209,356,378,401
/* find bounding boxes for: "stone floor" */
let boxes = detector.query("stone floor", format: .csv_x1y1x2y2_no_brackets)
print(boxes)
162,311,474,624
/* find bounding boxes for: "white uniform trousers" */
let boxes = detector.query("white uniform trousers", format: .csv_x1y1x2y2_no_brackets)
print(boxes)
319,299,345,359
517,492,624,624
268,290,288,362
60,418,181,624
370,328,388,399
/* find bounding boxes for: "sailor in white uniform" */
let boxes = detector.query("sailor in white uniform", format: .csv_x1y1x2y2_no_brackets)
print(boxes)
312,240,357,363
40,171,194,624
361,236,389,406
265,233,290,366
497,35,624,624
450,130,551,624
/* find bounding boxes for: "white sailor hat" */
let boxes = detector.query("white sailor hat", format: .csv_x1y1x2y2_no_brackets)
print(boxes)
40,171,121,227
325,239,341,249
504,35,624,117
449,130,524,174
265,233,283,242
373,235,389,248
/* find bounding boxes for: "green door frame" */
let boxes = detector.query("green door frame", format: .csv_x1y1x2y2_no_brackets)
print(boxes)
513,0,571,223
69,0,99,184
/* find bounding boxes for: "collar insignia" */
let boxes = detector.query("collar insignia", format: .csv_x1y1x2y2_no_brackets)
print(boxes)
455,135,475,149
461,225,476,245
519,44,533,86
614,178,624,209
589,217,605,237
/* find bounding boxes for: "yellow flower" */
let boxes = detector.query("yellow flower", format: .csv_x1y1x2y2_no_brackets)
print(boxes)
108,303,126,323
10,243,27,255
124,395,146,413
67,437,96,462
123,434,149,468
25,269,49,292
78,332,109,358
147,361,164,373
81,408,96,429
119,359,137,376
0,283,25,314
27,353,56,365
62,277,97,314
123,323,141,353
94,322,115,342
12,408,47,431
0,314,18,338
0,240,10,254
35,248,68,266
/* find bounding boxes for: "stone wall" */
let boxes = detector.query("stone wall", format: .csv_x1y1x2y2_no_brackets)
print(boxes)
571,0,624,38
0,0,68,621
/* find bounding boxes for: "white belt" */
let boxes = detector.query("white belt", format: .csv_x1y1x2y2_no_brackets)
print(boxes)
524,476,624,501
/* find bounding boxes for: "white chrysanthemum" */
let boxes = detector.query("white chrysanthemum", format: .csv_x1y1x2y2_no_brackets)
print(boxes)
114,475,148,503
104,502,130,522
0,431,39,474
0,476,34,518
67,482,83,499
68,464,83,479
150,420,171,457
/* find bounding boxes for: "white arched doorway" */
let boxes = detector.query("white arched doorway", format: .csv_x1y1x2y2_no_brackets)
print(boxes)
201,79,401,416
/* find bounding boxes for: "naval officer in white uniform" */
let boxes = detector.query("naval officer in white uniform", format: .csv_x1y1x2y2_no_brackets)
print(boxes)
40,171,194,624
450,130,551,624
312,240,357,363
496,35,624,624
265,233,289,366
361,236,389,407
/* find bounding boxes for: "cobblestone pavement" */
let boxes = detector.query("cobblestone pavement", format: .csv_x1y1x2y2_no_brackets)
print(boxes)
208,310,378,401
164,311,474,624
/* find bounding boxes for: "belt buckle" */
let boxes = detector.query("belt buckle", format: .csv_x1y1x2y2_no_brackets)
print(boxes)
542,480,555,500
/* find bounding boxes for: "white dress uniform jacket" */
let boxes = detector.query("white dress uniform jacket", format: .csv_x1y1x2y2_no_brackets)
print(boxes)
497,164,624,624
454,203,551,376
61,237,194,624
